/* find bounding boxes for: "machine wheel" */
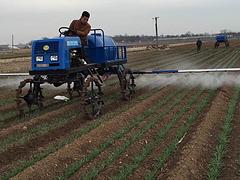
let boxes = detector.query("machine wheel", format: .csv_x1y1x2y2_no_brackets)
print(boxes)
67,82,73,99
225,41,230,48
82,76,104,119
117,66,136,100
16,77,44,117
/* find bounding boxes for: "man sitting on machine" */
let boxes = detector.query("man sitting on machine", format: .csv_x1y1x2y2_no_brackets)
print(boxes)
69,11,91,46
68,11,91,65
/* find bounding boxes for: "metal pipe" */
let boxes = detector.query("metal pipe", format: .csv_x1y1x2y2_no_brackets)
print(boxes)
132,68,240,75
0,73,29,76
2,68,240,77
178,68,240,73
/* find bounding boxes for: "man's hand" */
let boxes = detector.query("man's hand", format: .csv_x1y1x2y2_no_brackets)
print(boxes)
75,30,84,36
67,28,76,36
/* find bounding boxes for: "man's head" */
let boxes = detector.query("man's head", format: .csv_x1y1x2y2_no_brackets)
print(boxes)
80,11,90,24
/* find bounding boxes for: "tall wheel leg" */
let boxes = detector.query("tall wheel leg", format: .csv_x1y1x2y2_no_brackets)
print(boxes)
117,65,136,100
16,79,32,117
67,82,73,99
16,77,44,117
81,76,104,119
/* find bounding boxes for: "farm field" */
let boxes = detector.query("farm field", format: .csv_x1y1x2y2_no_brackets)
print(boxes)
1,41,240,179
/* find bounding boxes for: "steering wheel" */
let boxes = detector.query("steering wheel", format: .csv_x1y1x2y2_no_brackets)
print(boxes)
58,27,77,37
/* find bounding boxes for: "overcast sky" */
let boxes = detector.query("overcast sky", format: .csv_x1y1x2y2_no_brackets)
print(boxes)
0,0,240,44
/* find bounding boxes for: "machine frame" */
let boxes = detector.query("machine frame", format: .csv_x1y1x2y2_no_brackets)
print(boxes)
16,27,136,118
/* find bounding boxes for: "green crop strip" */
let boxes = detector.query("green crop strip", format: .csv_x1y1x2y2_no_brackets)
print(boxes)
207,87,240,180
0,111,78,153
84,90,204,180
138,49,221,70
238,138,240,176
0,81,123,128
129,49,198,69
130,47,213,69
0,89,62,108
227,50,240,67
0,87,161,179
0,81,124,129
144,90,216,180
194,49,234,69
0,98,15,106
215,49,240,68
0,94,75,127
128,48,194,67
212,49,240,69
58,88,186,179
0,98,77,130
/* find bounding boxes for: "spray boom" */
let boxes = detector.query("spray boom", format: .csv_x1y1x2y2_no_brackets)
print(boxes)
132,68,240,75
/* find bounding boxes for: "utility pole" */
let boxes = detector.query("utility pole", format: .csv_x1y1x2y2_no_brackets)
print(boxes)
152,17,159,47
11,34,14,53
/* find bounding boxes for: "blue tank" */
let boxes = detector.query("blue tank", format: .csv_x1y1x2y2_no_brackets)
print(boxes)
216,35,228,43
85,31,123,64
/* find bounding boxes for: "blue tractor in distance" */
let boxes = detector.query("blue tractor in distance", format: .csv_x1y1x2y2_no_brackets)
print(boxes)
215,34,229,48
17,27,136,118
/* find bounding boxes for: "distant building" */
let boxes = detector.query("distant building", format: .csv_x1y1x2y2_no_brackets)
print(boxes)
0,44,10,50
8,45,20,49
16,44,31,49
0,43,31,51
